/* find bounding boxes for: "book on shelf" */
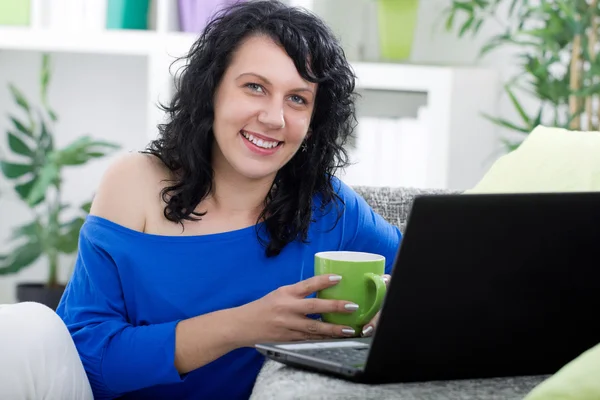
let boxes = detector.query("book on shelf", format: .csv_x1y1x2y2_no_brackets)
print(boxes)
24,0,151,31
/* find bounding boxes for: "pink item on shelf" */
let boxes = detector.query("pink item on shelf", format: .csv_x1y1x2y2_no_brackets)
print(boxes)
178,0,246,33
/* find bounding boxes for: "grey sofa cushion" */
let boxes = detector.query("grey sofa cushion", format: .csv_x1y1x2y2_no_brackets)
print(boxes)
352,186,460,232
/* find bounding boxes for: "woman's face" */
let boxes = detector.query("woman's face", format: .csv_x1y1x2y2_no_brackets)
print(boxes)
212,34,316,182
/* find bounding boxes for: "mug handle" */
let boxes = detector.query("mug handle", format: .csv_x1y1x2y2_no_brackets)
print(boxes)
358,273,387,325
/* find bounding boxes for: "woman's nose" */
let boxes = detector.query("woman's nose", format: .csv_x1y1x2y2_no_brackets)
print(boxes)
257,99,285,129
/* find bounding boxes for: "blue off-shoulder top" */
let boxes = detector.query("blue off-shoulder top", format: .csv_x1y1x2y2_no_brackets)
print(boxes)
56,178,401,400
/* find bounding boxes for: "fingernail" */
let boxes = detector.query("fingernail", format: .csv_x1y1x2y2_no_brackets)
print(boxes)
344,303,359,311
342,328,355,336
383,276,390,283
329,275,342,282
362,326,373,336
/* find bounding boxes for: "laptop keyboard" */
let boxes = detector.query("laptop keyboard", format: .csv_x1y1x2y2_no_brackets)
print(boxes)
297,347,369,366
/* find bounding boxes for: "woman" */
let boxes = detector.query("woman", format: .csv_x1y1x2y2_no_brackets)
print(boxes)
2,1,402,399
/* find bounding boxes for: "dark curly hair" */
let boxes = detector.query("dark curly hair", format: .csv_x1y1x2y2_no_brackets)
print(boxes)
145,0,357,256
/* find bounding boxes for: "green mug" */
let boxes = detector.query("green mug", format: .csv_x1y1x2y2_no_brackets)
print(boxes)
314,251,387,334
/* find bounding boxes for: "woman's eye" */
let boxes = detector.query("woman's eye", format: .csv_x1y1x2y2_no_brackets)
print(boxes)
246,83,264,93
289,95,306,105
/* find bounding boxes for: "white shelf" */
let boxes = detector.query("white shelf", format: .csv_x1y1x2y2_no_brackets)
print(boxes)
0,27,152,55
0,27,196,57
353,62,452,92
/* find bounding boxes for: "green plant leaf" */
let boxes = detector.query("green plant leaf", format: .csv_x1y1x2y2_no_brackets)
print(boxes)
531,106,544,128
573,82,600,97
555,0,575,20
53,136,92,165
508,0,520,16
0,240,42,275
11,220,42,242
84,140,120,158
48,110,58,122
473,0,490,7
14,178,43,204
504,85,531,126
0,161,33,179
54,137,119,166
41,54,51,105
86,152,107,158
8,84,30,112
81,201,92,214
87,140,121,149
57,217,85,253
473,19,484,35
565,109,585,129
40,54,58,122
8,132,34,157
26,163,59,206
481,113,531,133
39,118,54,154
445,9,456,31
500,138,523,153
451,1,474,12
478,33,511,57
459,16,475,37
478,31,540,58
9,116,33,138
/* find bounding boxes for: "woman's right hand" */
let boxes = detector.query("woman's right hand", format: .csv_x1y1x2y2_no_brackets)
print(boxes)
237,274,359,346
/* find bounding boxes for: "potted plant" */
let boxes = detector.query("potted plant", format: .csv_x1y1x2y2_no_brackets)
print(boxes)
444,0,600,151
0,54,120,310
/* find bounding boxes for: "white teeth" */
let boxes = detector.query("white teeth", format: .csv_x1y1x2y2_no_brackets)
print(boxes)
242,131,279,149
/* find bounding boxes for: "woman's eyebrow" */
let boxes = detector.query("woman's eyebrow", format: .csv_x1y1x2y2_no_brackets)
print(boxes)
236,72,314,94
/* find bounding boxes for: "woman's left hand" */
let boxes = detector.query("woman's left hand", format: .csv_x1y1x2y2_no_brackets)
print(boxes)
361,274,391,337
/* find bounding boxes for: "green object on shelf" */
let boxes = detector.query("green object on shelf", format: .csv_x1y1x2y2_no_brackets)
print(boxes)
0,0,30,26
376,0,419,61
106,0,150,30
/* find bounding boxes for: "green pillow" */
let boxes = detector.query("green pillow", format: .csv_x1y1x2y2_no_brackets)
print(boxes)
524,342,600,399
464,125,600,194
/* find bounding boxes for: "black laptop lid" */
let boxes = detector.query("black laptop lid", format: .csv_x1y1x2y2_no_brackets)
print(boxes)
366,192,600,383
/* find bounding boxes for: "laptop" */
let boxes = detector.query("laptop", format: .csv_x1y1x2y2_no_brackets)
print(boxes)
255,192,600,384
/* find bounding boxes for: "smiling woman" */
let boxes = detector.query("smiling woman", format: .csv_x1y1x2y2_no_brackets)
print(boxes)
0,1,403,400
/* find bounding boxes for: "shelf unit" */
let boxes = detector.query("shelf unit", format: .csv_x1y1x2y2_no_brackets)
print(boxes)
0,0,500,190
350,63,499,189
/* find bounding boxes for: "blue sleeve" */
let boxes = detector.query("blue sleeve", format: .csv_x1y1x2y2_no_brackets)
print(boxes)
56,221,185,399
335,179,402,274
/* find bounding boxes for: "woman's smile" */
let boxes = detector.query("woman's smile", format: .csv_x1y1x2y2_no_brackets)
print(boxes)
240,129,282,155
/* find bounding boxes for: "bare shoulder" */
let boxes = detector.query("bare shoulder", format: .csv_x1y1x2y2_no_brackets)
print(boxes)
89,152,171,232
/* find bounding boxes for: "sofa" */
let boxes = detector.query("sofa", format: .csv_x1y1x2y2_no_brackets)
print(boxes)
249,185,549,400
